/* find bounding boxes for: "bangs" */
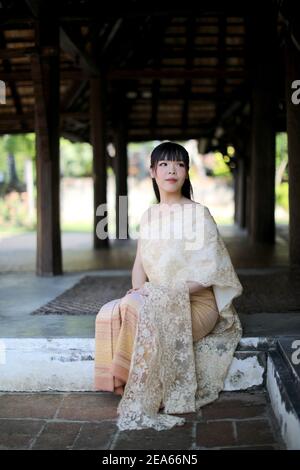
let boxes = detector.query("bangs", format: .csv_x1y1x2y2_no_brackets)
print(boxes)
158,151,185,162
150,142,189,168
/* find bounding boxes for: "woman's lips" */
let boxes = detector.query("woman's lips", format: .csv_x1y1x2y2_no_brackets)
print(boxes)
166,179,177,183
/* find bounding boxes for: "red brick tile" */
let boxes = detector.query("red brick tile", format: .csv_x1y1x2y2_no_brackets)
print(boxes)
57,392,120,421
32,422,82,450
0,419,45,449
202,403,267,420
235,419,276,446
196,421,235,448
0,393,64,419
73,422,117,450
114,422,194,450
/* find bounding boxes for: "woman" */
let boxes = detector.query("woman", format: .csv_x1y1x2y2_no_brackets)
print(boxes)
94,141,243,431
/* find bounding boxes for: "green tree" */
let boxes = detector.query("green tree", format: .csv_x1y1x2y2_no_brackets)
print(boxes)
275,133,289,211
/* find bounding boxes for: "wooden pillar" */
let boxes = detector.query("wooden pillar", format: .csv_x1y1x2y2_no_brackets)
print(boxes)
246,171,252,234
114,122,129,240
233,163,238,223
90,76,109,249
235,155,247,229
285,35,300,267
234,130,251,230
248,11,277,244
31,15,62,275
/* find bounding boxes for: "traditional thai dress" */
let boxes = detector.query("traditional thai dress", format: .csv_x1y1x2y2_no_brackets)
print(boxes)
94,203,243,430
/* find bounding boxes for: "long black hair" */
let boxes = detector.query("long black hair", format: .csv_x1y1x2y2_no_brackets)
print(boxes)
150,141,194,203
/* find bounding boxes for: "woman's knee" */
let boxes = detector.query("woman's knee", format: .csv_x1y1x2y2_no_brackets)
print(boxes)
192,310,219,341
120,292,144,310
96,299,118,321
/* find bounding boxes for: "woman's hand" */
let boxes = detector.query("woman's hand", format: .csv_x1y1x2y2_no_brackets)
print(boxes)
125,285,149,296
125,287,139,295
186,280,206,295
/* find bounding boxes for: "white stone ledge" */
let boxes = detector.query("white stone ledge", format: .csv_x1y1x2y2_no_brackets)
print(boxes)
0,337,267,392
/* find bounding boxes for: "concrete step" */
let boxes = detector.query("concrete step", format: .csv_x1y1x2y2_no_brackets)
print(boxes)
267,337,300,450
0,336,267,392
277,338,300,386
1,334,299,449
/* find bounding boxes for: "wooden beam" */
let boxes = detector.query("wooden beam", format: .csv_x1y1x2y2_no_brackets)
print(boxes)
30,15,62,275
182,17,196,130
128,129,210,141
150,80,160,133
113,92,129,240
60,80,88,111
0,47,38,59
0,67,246,82
215,16,226,117
90,76,109,249
234,156,247,228
233,136,249,229
59,26,100,76
106,68,246,80
0,32,25,130
98,18,124,56
0,70,87,81
147,19,169,133
0,112,89,122
39,2,250,19
247,10,277,244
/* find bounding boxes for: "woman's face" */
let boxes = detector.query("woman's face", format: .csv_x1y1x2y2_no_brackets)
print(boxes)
150,159,187,193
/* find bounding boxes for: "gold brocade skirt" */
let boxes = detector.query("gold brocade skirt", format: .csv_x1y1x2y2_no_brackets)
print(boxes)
190,286,220,342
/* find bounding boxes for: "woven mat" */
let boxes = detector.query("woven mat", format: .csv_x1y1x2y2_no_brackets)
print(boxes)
234,270,300,314
31,271,300,315
31,275,131,315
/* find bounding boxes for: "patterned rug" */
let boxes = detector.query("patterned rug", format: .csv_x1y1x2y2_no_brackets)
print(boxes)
234,270,300,314
31,275,131,315
31,271,300,315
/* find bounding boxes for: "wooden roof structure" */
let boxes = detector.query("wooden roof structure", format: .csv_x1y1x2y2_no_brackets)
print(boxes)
1,0,300,275
0,0,293,148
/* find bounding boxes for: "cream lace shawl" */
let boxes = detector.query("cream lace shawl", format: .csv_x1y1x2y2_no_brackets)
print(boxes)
116,203,243,431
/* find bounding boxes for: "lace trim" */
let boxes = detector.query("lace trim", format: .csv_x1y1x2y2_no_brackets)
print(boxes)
117,281,197,431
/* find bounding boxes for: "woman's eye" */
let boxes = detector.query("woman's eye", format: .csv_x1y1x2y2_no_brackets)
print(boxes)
159,162,184,166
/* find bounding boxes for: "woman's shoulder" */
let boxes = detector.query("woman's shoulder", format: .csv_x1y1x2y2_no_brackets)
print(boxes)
140,201,209,223
139,206,156,227
183,200,208,214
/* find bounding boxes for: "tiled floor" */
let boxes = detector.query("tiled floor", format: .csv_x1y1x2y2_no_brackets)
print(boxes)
1,224,298,339
0,390,286,450
0,224,290,273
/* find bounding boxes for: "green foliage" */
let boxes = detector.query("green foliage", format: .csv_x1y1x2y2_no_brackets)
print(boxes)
0,191,36,230
0,134,93,231
276,132,288,175
0,133,35,182
0,134,93,181
211,152,231,177
60,138,92,177
275,133,289,211
276,181,289,211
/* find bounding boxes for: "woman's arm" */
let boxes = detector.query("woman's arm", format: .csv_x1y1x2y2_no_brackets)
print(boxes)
131,237,148,289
